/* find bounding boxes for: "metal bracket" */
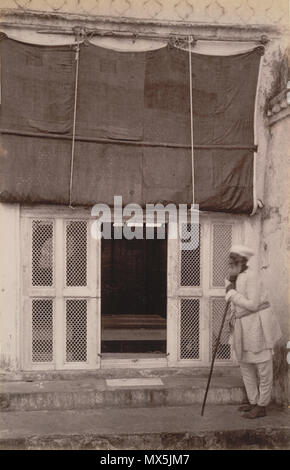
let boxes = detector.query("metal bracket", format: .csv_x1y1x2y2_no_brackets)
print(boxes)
260,35,269,45
72,26,88,45
168,35,196,49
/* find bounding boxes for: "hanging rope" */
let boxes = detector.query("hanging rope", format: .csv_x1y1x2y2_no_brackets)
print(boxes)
69,37,80,208
188,36,195,205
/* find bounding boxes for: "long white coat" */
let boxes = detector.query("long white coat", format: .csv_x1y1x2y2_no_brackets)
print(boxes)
226,270,282,361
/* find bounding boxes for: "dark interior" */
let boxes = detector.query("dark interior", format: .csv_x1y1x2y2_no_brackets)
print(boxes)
101,224,167,354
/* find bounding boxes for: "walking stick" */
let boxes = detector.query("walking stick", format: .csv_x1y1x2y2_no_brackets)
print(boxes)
201,300,231,416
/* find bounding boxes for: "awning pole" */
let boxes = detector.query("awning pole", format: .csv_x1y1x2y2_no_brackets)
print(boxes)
69,36,80,208
34,28,269,46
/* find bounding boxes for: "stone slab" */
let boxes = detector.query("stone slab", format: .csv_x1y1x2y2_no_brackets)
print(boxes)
106,378,163,387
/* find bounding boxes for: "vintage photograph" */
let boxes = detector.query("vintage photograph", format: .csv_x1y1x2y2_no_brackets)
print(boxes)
0,0,289,452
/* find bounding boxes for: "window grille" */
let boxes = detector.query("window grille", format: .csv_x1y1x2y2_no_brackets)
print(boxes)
180,223,200,286
32,220,53,286
180,298,200,359
210,298,231,360
65,299,87,362
212,224,232,287
66,220,88,287
32,299,53,362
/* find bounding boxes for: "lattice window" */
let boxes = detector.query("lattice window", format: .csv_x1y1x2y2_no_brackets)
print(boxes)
212,224,232,287
210,298,231,361
66,299,87,362
180,298,200,359
32,299,53,362
66,220,88,287
32,220,54,286
180,224,200,286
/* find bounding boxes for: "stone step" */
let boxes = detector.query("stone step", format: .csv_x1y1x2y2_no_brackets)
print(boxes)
0,370,246,412
0,365,242,382
0,405,289,450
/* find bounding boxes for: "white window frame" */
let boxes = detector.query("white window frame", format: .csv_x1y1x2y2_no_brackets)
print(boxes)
167,212,244,367
21,207,100,371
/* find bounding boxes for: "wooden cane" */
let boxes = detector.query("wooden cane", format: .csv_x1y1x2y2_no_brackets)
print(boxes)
201,301,231,416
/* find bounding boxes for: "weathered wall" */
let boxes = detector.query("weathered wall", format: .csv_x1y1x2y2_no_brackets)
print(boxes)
0,203,20,373
260,100,290,404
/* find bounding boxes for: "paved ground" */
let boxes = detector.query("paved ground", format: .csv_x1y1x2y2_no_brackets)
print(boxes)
0,368,288,449
0,405,289,450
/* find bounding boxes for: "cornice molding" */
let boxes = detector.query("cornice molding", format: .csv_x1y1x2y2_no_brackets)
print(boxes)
0,9,287,41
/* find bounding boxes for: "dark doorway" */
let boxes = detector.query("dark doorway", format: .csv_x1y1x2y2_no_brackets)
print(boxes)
101,224,167,355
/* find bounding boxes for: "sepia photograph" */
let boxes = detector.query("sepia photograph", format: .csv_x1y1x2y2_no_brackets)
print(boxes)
0,0,289,455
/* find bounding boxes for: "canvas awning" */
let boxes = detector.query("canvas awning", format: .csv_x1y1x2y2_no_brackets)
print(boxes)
0,36,263,213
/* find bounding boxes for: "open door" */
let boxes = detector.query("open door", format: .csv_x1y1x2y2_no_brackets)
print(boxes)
101,223,167,357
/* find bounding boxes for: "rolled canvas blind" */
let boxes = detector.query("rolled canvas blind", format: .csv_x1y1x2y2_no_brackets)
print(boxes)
0,37,262,213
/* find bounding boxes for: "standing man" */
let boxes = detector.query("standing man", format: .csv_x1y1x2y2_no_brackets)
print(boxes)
225,245,282,419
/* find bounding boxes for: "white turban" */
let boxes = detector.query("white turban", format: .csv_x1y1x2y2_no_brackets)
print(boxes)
229,244,254,260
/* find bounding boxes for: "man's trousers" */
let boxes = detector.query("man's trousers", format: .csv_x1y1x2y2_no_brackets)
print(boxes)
239,358,273,407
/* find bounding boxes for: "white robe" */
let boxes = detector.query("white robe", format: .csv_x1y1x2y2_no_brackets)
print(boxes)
226,270,282,362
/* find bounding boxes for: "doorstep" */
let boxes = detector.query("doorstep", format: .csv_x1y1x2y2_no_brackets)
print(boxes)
0,367,246,412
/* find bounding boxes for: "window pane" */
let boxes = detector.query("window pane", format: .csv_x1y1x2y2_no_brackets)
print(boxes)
66,299,87,362
66,220,88,287
180,223,200,286
32,299,53,362
32,220,53,286
212,224,232,287
211,298,231,360
180,298,200,359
